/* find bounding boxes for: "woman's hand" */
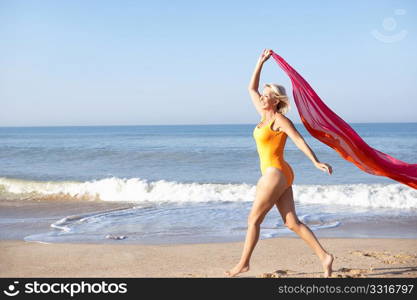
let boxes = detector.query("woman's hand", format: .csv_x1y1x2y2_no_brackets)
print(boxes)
258,48,272,64
314,161,333,175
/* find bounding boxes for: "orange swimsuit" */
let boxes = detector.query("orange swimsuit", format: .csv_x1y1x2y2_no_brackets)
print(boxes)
253,116,295,188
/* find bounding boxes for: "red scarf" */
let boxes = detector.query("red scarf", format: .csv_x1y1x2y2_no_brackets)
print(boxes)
271,51,417,189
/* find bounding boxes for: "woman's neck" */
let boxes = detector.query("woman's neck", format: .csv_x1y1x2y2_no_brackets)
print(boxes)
263,110,277,120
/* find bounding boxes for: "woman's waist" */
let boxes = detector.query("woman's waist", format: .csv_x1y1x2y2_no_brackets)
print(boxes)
259,156,287,166
257,150,285,161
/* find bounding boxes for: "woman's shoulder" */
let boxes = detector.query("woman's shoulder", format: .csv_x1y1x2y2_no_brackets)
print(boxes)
274,112,289,121
260,112,291,123
273,113,293,128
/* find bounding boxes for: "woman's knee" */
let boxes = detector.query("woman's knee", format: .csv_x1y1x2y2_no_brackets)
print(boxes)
247,213,264,227
285,219,303,231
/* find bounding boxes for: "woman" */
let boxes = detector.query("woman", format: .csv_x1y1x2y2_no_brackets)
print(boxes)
225,49,335,278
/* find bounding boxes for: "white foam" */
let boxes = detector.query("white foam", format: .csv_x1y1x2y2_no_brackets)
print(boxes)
0,177,416,209
0,176,255,203
294,183,417,209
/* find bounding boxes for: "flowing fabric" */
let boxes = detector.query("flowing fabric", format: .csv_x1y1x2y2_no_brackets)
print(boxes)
270,51,417,189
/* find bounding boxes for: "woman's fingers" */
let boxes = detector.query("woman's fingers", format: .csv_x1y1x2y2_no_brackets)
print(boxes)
262,49,269,55
325,165,332,175
327,164,333,174
318,163,332,175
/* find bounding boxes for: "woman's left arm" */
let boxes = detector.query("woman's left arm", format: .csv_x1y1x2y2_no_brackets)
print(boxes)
277,115,333,175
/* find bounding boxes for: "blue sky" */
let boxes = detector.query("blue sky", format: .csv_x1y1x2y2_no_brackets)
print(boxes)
1,0,416,126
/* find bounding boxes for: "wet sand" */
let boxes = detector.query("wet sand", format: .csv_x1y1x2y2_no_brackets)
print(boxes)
0,198,135,240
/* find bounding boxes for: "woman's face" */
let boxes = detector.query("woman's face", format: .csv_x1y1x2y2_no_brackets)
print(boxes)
260,87,278,109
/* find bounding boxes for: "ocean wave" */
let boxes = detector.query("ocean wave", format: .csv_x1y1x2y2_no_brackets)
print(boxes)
0,176,254,203
0,176,416,209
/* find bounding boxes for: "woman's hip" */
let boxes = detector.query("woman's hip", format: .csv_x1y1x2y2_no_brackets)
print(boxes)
260,161,294,185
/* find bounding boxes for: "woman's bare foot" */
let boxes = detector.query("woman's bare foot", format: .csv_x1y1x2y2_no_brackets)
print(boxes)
322,253,334,277
225,263,250,277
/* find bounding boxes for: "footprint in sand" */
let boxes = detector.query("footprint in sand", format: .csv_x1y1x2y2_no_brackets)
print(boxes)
335,267,369,278
350,250,417,265
259,269,295,278
182,273,207,278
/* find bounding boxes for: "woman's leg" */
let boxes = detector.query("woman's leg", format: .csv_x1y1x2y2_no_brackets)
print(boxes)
275,186,334,277
226,168,287,277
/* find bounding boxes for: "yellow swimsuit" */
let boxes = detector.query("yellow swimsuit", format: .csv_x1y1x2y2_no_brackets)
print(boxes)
253,115,295,188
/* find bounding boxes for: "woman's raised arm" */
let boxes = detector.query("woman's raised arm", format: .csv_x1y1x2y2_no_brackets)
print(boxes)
248,49,271,90
248,49,272,115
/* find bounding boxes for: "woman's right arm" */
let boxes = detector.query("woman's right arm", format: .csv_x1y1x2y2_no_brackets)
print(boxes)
248,49,272,115
248,60,264,91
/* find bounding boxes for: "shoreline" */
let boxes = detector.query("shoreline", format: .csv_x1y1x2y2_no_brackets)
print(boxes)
2,198,417,244
1,237,416,278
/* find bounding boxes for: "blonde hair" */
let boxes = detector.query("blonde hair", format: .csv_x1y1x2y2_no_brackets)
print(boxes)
264,83,290,115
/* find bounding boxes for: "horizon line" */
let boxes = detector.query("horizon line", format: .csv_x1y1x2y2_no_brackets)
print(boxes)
0,121,416,128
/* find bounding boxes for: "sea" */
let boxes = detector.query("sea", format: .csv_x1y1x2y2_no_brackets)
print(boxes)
0,122,416,245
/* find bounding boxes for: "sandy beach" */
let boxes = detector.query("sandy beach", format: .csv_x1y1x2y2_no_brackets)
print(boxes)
1,237,416,278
